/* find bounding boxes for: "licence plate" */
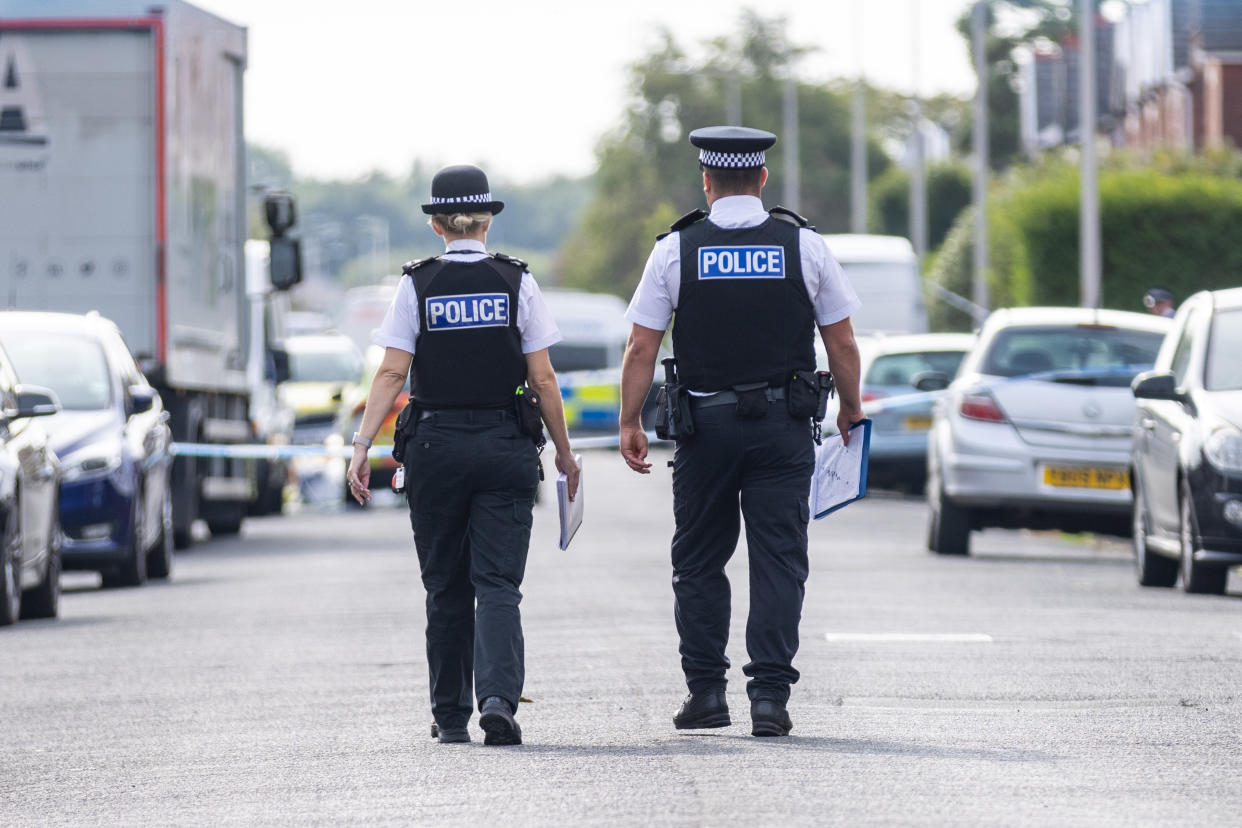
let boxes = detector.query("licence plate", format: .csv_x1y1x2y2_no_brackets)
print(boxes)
1042,465,1130,490
902,415,933,431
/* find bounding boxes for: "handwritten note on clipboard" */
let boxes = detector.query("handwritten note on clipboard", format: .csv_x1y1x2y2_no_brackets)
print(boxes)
557,454,584,550
811,419,872,519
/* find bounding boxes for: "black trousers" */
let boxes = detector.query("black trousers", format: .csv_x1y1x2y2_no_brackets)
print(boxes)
671,398,814,704
404,409,539,729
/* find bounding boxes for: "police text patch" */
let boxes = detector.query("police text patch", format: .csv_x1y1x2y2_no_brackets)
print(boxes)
425,292,510,331
698,246,785,279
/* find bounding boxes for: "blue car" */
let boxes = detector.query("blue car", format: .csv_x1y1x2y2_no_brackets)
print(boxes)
0,313,173,587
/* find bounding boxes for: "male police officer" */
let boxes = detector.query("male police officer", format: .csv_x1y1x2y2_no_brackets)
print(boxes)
1143,287,1176,318
618,126,864,737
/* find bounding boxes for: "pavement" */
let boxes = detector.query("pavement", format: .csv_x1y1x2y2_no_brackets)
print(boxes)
3,446,1241,826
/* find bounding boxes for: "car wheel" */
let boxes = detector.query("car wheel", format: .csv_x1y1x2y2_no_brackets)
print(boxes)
146,485,174,581
1179,478,1227,595
20,506,60,620
1133,472,1177,588
103,495,148,588
928,473,971,557
0,507,22,626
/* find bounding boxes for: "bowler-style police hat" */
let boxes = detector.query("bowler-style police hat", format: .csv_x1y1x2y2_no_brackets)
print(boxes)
1143,287,1173,308
421,164,505,215
689,126,778,169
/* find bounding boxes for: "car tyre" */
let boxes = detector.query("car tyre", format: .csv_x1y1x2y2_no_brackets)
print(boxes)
147,486,174,580
1179,479,1227,595
103,496,148,589
21,509,60,620
928,479,971,556
0,507,22,626
1133,472,1177,588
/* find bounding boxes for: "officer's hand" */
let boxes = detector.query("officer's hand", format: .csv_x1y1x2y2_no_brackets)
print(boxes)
620,424,651,474
555,449,581,501
347,446,372,505
837,404,865,447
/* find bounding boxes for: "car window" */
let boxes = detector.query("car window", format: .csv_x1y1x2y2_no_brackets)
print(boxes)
0,334,112,410
288,346,362,383
1205,308,1242,391
979,325,1164,384
864,350,968,388
549,343,613,373
1170,309,1200,386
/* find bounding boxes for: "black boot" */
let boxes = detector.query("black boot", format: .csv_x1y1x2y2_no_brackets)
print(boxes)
750,699,793,737
430,722,471,744
673,691,731,729
479,696,522,746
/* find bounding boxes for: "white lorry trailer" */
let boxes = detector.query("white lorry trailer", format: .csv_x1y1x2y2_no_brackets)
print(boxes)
0,0,279,546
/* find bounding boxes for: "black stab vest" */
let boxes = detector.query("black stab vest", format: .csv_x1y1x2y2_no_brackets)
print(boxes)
672,216,816,392
410,256,526,409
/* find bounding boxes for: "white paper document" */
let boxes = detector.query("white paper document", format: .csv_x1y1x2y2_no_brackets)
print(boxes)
557,454,584,550
811,419,872,519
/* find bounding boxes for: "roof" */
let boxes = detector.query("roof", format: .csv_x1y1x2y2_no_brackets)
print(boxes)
820,234,917,265
858,332,977,356
981,306,1174,335
0,310,120,337
1207,286,1242,310
283,333,360,354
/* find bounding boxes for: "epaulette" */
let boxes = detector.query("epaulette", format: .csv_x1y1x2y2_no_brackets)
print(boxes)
769,206,815,231
489,251,529,270
657,209,708,241
401,256,441,276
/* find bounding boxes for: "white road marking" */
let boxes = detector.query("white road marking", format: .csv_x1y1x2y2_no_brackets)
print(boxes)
824,632,994,643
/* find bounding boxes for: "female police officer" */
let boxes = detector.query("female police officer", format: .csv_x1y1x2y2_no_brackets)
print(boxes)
347,164,580,746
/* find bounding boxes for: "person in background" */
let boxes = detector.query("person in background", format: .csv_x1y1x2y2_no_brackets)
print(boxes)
347,164,579,746
1144,287,1176,318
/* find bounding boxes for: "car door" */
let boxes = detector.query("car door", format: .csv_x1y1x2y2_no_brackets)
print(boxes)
0,356,56,586
1145,305,1201,534
106,330,170,549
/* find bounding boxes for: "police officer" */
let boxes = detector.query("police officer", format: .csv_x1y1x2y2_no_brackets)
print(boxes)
1143,287,1176,318
347,164,580,746
617,126,864,737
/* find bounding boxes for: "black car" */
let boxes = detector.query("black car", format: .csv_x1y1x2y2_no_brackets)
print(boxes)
0,344,62,625
1131,287,1242,595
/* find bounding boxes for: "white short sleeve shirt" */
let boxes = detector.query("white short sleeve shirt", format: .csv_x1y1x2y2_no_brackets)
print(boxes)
625,195,861,332
373,239,562,355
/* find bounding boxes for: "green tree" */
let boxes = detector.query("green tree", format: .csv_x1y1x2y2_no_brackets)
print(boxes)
870,161,973,251
558,12,892,297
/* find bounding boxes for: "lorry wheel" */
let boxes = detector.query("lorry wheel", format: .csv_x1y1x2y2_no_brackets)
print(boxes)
1133,474,1177,588
103,498,148,588
1179,480,1227,595
1,508,23,626
928,481,971,557
207,516,243,537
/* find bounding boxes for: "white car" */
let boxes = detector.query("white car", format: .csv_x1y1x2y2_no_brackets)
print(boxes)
926,307,1172,556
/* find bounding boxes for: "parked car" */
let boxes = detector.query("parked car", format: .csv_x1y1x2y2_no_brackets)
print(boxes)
0,312,174,587
0,345,62,625
925,307,1171,556
818,333,975,491
1130,287,1242,595
280,334,364,444
335,344,410,500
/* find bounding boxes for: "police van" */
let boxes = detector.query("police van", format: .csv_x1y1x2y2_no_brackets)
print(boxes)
541,290,637,431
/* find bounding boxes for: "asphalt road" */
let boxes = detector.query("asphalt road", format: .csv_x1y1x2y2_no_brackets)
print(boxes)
3,447,1240,826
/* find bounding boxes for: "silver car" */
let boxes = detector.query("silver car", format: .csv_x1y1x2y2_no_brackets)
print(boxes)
926,307,1171,556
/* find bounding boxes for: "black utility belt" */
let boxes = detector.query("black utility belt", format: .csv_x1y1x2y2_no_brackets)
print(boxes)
692,387,786,409
417,407,512,423
655,368,835,444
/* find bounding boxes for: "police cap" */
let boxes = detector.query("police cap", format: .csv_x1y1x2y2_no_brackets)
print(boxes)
421,164,505,215
689,126,777,169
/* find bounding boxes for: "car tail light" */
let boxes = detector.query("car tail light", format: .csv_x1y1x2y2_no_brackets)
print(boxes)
861,390,888,403
959,392,1007,423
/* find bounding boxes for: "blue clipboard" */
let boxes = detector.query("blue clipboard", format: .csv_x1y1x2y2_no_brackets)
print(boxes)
811,418,871,519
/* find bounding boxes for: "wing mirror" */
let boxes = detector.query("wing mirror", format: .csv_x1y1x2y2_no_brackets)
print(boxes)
912,371,951,393
1131,371,1185,402
9,385,61,419
128,385,157,414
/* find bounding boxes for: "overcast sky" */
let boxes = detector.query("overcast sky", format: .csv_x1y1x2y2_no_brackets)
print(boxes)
194,0,980,183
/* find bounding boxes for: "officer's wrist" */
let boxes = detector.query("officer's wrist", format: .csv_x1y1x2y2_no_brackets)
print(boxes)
352,431,373,449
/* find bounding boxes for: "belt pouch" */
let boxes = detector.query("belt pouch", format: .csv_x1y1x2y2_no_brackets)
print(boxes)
733,382,768,420
786,371,819,419
391,400,418,463
514,385,547,449
654,384,672,440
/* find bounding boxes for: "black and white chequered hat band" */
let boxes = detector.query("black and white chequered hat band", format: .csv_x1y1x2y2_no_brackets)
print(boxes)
430,192,493,205
699,149,765,168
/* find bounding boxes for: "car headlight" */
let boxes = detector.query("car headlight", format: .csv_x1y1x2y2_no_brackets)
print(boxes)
63,443,124,481
1204,426,1242,473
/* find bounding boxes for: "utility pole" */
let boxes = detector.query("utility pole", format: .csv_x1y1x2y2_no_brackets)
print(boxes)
850,2,867,234
909,0,928,262
971,0,990,317
783,76,800,212
726,71,742,126
1079,0,1101,308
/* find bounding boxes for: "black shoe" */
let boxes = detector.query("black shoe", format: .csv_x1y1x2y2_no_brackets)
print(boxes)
750,699,793,737
430,722,471,744
673,691,731,730
479,697,522,746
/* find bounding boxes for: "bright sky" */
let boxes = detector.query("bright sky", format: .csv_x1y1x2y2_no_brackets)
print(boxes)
194,0,979,183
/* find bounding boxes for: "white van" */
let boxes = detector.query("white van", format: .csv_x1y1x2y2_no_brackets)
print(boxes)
822,234,928,335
